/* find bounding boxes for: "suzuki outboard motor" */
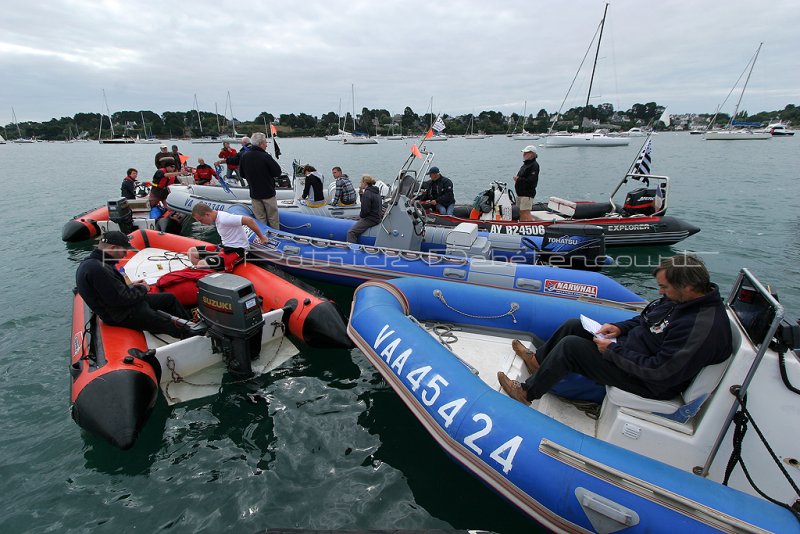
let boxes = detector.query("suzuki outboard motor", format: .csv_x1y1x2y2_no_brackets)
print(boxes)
539,224,606,271
197,273,265,377
108,198,134,234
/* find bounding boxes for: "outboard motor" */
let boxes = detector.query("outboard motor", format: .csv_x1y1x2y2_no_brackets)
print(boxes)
623,188,657,215
108,198,134,234
539,224,606,271
197,273,265,377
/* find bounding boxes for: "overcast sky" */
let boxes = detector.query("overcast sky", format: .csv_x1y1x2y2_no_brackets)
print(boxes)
2,0,799,124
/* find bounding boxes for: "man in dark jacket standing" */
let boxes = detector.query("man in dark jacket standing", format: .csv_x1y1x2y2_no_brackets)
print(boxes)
498,254,732,403
514,146,539,221
420,166,455,215
347,175,382,243
239,132,281,229
75,231,190,338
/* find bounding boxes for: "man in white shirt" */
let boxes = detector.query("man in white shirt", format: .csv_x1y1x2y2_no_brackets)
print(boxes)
188,203,267,271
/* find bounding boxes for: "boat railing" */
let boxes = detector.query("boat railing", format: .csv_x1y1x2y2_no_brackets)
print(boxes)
699,268,786,477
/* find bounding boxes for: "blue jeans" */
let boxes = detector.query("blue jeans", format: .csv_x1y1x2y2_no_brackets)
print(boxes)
435,203,455,215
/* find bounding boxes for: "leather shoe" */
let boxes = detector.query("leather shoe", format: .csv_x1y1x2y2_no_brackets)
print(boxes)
497,372,530,405
512,339,539,374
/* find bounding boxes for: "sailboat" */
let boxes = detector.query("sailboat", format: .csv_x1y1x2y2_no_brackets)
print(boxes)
341,85,377,145
98,90,135,144
10,108,35,143
423,97,448,141
704,43,771,141
464,112,487,139
512,101,539,140
545,4,630,148
325,99,350,141
135,111,161,144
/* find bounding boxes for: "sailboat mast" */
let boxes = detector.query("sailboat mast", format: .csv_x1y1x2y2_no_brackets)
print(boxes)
351,84,357,132
12,107,22,138
194,94,203,135
102,89,115,137
729,42,763,129
585,2,609,108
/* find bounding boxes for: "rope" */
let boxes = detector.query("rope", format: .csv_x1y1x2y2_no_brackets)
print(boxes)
433,289,519,323
779,350,800,395
722,392,800,520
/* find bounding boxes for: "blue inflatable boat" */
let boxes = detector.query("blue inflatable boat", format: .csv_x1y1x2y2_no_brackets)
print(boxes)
347,273,800,532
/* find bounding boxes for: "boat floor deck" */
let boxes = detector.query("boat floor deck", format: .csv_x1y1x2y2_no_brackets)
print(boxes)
421,322,598,437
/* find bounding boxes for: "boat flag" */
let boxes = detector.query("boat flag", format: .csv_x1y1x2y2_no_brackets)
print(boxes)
432,115,446,132
654,183,665,212
269,122,281,159
411,144,423,159
632,137,652,185
424,129,434,139
214,164,233,194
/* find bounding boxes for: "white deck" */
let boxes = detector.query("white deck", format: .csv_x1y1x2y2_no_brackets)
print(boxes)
421,323,598,437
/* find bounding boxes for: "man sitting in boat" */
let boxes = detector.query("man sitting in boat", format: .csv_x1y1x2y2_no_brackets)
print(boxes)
301,164,326,207
418,167,455,215
498,254,732,404
215,141,240,185
120,168,138,200
192,158,218,186
330,166,357,206
75,231,192,339
347,175,382,243
513,146,539,222
187,202,267,271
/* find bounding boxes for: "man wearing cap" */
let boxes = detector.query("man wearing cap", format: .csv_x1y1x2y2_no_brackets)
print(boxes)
155,144,173,169
514,146,539,221
419,166,455,215
75,231,191,338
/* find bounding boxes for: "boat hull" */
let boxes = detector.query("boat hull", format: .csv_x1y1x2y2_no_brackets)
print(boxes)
545,134,631,147
62,200,185,242
703,131,771,140
433,211,700,247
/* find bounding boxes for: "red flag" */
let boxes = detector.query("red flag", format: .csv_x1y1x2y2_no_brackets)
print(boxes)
270,123,278,136
411,144,423,159
424,129,434,139
179,154,189,165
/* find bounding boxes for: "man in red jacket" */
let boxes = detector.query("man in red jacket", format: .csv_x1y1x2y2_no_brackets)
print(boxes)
215,141,239,185
192,158,218,185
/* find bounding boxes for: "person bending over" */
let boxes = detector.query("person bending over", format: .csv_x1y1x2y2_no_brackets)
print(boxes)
187,202,267,272
498,254,732,404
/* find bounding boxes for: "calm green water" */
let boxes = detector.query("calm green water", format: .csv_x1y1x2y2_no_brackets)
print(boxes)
0,134,797,533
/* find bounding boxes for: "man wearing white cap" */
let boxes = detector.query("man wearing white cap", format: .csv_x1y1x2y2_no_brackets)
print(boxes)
154,144,173,169
514,145,539,221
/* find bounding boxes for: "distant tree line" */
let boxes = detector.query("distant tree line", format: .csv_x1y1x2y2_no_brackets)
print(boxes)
4,103,798,141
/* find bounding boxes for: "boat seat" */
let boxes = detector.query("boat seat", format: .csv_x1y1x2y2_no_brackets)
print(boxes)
547,197,615,219
605,319,741,424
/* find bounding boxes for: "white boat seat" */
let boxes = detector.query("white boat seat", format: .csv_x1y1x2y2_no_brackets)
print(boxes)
606,318,741,423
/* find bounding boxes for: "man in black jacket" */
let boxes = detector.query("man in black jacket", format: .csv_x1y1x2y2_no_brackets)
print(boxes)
239,132,282,229
498,254,732,403
419,167,455,215
514,146,539,221
75,231,190,338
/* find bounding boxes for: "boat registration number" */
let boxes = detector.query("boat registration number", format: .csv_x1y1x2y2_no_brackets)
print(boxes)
372,324,523,475
490,224,546,236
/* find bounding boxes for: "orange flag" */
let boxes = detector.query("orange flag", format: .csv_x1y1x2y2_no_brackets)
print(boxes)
270,123,278,136
411,144,423,159
179,154,189,165
424,129,434,139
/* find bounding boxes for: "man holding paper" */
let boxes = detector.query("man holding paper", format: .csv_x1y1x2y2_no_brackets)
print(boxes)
498,254,732,404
